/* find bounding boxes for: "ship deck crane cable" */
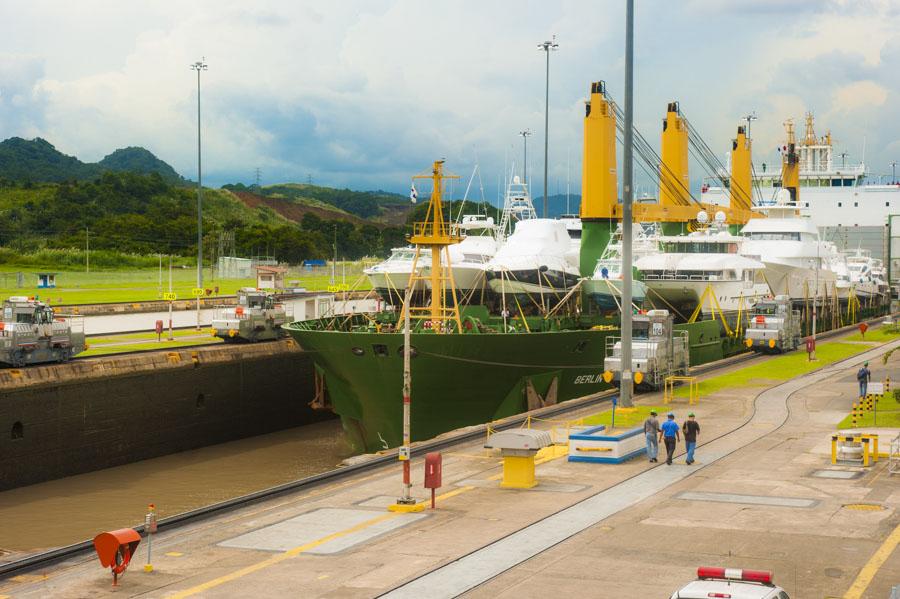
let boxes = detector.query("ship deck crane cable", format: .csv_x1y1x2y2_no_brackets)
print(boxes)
682,112,758,209
607,97,703,208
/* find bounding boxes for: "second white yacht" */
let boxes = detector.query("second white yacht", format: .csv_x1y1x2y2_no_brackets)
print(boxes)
636,212,771,318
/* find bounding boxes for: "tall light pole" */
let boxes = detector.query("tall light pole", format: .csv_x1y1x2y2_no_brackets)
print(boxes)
537,35,558,218
620,0,635,408
190,58,207,330
519,129,531,183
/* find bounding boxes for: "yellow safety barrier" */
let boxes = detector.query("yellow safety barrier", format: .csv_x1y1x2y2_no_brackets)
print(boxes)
664,376,699,405
832,433,879,467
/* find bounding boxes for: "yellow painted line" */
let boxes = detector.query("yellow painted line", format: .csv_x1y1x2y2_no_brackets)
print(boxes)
169,512,398,598
843,520,900,599
165,551,184,557
10,574,47,583
317,574,330,580
433,486,475,503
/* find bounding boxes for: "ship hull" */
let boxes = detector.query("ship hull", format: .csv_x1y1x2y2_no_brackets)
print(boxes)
286,325,614,452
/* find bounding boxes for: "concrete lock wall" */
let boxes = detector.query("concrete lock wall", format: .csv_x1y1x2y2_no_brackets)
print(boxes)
0,342,331,491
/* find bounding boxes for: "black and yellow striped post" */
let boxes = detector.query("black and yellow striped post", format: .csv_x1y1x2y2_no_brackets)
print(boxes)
851,402,858,428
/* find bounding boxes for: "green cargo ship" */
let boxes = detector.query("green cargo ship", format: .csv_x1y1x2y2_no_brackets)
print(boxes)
284,309,735,452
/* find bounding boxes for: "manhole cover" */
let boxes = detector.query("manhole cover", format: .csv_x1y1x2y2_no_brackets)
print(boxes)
842,503,885,511
812,470,863,480
824,567,843,578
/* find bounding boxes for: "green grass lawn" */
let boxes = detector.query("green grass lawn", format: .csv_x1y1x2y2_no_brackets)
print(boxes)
843,325,900,344
581,405,667,431
80,337,222,357
0,264,372,305
87,329,212,344
675,340,878,397
837,408,900,429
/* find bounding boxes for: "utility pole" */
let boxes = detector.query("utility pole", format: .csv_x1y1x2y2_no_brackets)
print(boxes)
254,167,261,190
190,57,208,330
537,35,558,218
85,227,90,274
158,253,162,298
168,255,174,341
620,0,635,408
331,224,337,287
519,129,531,183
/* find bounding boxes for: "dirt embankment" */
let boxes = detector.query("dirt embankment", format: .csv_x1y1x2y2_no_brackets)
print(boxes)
232,191,371,227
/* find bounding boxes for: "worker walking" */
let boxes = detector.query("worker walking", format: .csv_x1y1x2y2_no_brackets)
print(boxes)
682,412,700,465
659,412,680,466
857,362,872,399
643,410,661,463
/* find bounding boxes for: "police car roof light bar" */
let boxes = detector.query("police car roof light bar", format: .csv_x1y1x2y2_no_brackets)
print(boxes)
697,567,773,584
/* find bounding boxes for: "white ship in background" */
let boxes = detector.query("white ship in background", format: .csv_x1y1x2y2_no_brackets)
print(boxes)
702,113,899,260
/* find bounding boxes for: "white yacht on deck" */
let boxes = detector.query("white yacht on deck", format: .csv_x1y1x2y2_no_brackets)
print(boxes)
636,212,770,317
740,189,837,300
485,219,580,302
583,223,657,312
364,246,429,305
422,214,499,302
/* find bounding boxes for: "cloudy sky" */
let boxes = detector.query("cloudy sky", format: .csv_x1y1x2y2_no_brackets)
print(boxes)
2,0,898,199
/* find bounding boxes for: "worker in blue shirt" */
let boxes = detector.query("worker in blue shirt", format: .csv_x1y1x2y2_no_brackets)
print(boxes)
659,412,681,465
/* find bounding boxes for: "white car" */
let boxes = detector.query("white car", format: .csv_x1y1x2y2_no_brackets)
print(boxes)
671,567,790,599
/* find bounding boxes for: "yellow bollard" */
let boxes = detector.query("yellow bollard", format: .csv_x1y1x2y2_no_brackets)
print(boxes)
500,455,537,489
863,438,870,467
873,435,879,462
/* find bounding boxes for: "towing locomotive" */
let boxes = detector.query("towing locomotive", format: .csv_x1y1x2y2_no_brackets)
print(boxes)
603,309,690,390
0,297,86,366
211,288,290,343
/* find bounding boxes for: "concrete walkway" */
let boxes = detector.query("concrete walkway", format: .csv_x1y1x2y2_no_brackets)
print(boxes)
384,341,900,598
2,336,899,598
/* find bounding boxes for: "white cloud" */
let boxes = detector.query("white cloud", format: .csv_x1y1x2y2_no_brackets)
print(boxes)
1,0,899,193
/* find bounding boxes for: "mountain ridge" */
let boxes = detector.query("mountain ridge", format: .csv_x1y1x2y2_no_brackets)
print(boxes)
0,137,185,184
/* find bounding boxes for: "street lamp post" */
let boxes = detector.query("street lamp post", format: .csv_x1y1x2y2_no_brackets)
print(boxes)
537,36,558,218
620,1,635,408
519,129,531,184
190,58,208,330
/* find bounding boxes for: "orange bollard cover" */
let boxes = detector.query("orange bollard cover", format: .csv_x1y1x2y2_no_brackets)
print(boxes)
93,529,141,570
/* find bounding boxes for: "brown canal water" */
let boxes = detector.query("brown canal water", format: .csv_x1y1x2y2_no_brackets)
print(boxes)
0,419,351,554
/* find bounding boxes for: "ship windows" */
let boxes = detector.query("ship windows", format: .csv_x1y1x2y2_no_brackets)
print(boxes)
854,202,858,207
838,202,842,207
373,344,389,357
351,346,365,356
11,421,23,440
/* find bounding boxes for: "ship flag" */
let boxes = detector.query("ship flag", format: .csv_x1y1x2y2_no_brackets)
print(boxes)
410,184,418,204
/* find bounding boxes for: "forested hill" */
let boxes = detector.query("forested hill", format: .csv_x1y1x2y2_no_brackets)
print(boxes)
0,137,185,184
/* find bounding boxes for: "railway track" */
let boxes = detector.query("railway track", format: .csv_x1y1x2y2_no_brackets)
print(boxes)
0,313,890,578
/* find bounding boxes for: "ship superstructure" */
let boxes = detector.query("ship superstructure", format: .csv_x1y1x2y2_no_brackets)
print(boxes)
702,112,900,258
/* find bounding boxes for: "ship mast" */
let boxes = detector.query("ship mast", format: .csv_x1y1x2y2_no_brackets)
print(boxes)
404,161,463,333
